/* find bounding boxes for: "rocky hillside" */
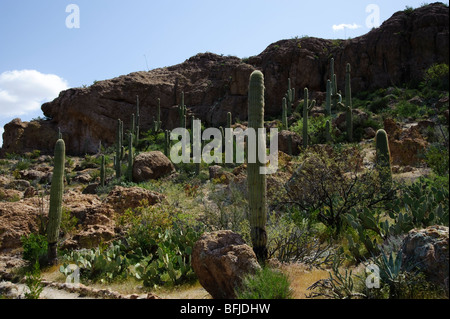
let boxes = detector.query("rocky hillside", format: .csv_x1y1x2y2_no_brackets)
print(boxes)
1,2,448,156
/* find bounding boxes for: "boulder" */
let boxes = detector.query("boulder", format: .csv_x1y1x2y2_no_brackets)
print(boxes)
105,186,165,214
191,230,261,299
209,165,235,185
401,225,449,292
132,151,175,183
278,130,302,156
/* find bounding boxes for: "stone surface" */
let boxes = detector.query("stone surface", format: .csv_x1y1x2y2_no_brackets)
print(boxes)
132,151,175,183
1,4,447,156
105,186,165,214
383,118,428,166
191,230,261,299
401,225,449,292
278,130,302,155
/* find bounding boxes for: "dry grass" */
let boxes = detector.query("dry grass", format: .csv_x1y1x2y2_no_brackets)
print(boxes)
280,263,330,299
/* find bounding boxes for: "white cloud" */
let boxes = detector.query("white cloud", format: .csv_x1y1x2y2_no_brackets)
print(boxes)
332,23,362,31
0,70,68,118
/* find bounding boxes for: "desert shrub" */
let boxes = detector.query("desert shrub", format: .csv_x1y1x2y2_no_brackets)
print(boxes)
124,203,174,256
290,115,330,145
345,176,449,262
307,251,364,299
24,261,44,299
60,207,79,236
424,144,449,176
284,146,393,237
235,267,292,299
14,158,31,171
266,212,333,267
21,233,48,267
368,96,391,113
421,63,449,91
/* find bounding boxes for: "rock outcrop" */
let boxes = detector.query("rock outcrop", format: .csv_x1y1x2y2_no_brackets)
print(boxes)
191,230,261,299
401,225,449,292
1,3,448,156
132,151,176,183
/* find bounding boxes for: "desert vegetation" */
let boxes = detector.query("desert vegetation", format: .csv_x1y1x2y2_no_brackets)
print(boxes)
0,3,449,301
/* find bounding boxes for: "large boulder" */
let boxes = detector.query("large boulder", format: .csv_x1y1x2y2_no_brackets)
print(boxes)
278,130,302,156
132,151,175,183
191,230,261,299
383,118,429,166
105,186,165,214
401,225,449,292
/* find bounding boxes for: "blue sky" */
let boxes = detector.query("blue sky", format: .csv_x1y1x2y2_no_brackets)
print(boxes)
0,0,448,145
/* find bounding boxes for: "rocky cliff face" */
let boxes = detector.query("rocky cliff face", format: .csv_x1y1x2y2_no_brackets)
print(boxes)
1,3,448,156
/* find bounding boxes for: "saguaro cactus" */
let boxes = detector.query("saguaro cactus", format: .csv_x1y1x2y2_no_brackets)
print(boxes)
126,133,134,182
325,79,332,117
285,78,295,115
302,88,316,148
282,97,288,130
115,119,123,179
179,92,187,128
325,120,332,143
154,98,162,132
164,130,170,157
247,70,268,262
100,155,106,187
330,58,342,111
375,129,392,191
344,63,353,142
47,138,65,264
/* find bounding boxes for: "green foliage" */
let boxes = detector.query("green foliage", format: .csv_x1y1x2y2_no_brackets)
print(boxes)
421,63,449,91
133,224,200,287
344,177,449,261
235,267,292,299
24,261,44,299
424,144,449,176
60,207,78,236
291,115,330,145
61,242,131,283
21,233,48,267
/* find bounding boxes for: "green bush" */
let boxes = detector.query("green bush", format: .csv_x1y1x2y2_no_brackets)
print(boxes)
21,233,48,267
421,63,449,91
424,144,449,176
235,267,292,299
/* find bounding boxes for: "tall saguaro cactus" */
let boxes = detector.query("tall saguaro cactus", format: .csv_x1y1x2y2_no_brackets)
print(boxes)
344,63,353,142
247,70,268,262
303,88,316,148
179,92,187,128
282,97,288,130
285,78,295,116
330,58,342,112
154,98,162,132
126,133,134,182
115,119,123,179
100,155,106,187
47,138,65,264
375,129,392,191
325,79,332,117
